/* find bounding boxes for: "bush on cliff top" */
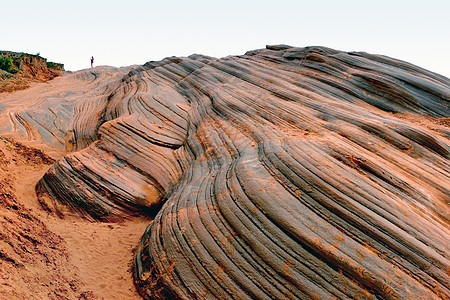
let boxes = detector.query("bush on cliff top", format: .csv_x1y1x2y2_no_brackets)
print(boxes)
0,56,18,74
0,56,13,71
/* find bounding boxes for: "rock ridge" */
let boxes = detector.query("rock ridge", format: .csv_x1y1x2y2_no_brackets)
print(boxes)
0,45,448,299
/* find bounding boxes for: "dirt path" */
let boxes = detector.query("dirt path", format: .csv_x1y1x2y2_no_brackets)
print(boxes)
0,137,151,299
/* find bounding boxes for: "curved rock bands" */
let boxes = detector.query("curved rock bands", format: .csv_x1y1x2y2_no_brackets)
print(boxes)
2,46,447,298
31,64,193,219
132,47,448,299
135,115,449,299
37,145,166,220
135,71,448,299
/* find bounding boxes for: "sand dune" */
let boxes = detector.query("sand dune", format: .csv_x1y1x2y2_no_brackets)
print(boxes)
1,45,449,299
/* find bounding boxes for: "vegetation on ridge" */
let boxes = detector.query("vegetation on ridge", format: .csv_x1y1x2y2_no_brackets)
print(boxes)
0,55,18,74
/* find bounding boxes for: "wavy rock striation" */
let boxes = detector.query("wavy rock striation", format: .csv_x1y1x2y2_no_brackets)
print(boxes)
0,45,449,299
131,47,450,299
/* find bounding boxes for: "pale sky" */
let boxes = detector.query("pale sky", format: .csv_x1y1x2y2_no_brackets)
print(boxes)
3,0,450,77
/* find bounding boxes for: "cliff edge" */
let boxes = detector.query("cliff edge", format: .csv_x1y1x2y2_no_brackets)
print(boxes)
0,51,64,93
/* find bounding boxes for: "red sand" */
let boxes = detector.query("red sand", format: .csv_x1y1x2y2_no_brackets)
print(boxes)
0,137,150,299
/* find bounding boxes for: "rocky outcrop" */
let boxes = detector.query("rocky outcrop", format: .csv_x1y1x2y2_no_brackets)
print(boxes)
0,69,15,80
0,45,449,299
131,47,449,299
46,61,65,72
0,51,64,73
0,51,64,93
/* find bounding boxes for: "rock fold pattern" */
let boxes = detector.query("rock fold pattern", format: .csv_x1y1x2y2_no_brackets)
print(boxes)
131,47,449,299
2,46,449,299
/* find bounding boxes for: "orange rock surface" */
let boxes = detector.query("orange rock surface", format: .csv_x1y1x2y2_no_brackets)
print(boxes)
0,46,449,299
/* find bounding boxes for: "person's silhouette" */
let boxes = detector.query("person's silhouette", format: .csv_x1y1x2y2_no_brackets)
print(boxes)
91,56,94,68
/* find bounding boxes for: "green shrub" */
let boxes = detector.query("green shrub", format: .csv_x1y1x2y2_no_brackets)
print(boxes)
0,56,13,72
0,56,18,74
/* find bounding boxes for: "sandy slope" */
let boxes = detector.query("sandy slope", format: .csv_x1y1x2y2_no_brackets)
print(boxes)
0,136,150,299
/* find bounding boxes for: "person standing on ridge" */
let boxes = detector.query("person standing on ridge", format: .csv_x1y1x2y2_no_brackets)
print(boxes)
90,56,94,68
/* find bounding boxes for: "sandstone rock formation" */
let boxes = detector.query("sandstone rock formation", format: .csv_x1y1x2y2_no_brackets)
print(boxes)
0,45,449,299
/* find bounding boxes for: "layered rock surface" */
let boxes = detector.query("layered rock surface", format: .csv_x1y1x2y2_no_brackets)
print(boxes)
0,46,449,299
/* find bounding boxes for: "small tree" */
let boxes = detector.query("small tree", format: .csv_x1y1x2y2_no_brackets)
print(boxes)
0,55,13,72
0,56,18,74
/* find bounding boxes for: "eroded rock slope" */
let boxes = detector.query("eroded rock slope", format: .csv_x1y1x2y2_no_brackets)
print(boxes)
0,51,64,93
0,45,449,299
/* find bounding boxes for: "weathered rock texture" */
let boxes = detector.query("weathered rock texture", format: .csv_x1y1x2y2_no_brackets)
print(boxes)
0,45,449,299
